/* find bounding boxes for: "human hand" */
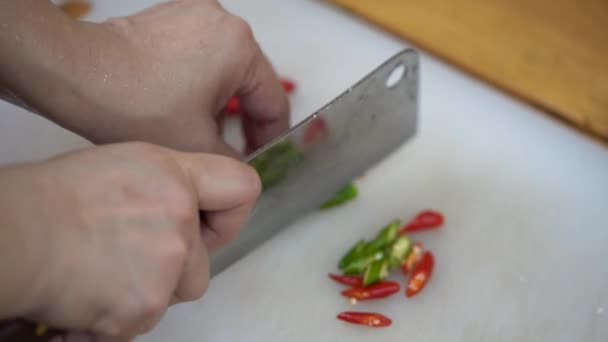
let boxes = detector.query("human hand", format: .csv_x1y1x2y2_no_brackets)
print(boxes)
0,0,290,157
0,142,260,340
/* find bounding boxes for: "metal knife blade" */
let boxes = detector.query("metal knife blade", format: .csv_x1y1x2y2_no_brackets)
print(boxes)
209,48,419,276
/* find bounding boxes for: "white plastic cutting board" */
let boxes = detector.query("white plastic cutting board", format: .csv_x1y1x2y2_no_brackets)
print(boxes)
1,1,607,341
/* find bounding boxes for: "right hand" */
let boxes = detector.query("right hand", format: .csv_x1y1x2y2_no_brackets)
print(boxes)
17,142,261,340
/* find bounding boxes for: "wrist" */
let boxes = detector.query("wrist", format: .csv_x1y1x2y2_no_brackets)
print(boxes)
0,162,55,319
0,3,142,142
0,0,94,122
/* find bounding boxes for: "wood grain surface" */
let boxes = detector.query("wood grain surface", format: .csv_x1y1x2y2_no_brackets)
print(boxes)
327,0,608,141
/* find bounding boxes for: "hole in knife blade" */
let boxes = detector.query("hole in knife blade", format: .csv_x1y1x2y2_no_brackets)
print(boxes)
385,63,407,88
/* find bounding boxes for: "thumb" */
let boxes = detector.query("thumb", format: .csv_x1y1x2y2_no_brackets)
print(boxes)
175,152,261,250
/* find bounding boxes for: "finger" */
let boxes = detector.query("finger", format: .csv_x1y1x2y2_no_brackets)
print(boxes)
216,113,225,136
211,139,243,161
177,153,261,211
200,196,257,251
175,153,261,248
238,50,290,153
63,332,95,342
133,310,166,337
169,295,181,306
173,226,210,302
96,334,134,342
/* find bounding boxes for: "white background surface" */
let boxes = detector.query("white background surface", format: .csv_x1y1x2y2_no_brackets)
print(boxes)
2,1,608,341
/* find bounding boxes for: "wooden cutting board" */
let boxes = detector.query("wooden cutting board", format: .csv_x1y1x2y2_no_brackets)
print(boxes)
327,0,608,142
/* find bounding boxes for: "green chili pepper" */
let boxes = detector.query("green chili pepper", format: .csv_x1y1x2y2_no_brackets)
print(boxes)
340,220,400,272
267,145,300,170
259,168,285,190
320,183,358,209
250,153,269,172
374,219,401,248
338,239,366,270
363,258,390,286
251,140,301,191
359,239,383,259
267,139,293,156
388,235,412,267
343,251,384,275
342,257,371,275
358,219,401,257
342,243,381,274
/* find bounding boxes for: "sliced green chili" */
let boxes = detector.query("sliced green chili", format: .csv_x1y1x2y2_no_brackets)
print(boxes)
388,235,412,267
338,239,366,270
251,140,301,191
374,219,401,248
320,183,358,209
259,168,285,190
363,258,390,286
360,239,383,259
358,219,401,257
343,251,384,275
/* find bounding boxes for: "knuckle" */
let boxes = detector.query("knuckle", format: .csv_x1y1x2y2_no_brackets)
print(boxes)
224,15,255,44
97,319,123,337
138,314,164,335
177,261,210,302
162,236,188,267
268,94,290,120
95,306,132,337
138,291,167,320
181,279,209,302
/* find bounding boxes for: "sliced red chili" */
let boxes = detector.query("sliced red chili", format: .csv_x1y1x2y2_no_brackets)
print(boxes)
328,273,363,287
337,311,392,327
281,79,296,93
401,242,424,274
225,96,241,115
225,78,295,116
341,281,400,300
405,251,434,298
400,210,444,234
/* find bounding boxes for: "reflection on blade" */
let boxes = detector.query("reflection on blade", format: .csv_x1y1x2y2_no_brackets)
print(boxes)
250,139,302,191
210,48,419,276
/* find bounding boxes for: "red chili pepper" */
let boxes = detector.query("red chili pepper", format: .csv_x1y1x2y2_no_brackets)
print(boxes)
341,281,400,300
225,96,241,115
337,311,392,327
400,210,444,234
405,251,434,298
281,79,296,93
328,273,363,287
401,242,424,274
225,78,295,116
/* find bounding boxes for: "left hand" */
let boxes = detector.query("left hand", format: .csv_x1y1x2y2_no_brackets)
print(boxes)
0,0,290,157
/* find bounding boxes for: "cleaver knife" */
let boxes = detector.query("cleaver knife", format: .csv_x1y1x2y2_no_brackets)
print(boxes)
0,48,418,342
210,48,420,276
